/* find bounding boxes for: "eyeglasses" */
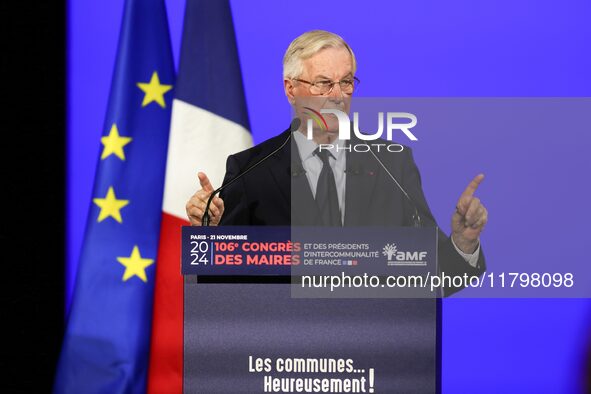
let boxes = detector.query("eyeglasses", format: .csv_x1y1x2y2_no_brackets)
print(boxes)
292,76,360,95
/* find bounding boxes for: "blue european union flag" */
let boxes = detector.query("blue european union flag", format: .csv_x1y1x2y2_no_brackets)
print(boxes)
54,0,174,392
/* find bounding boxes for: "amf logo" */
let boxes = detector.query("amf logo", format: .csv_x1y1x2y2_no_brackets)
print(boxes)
382,243,427,267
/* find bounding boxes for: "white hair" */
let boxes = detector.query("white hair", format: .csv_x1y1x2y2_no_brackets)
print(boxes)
283,30,357,79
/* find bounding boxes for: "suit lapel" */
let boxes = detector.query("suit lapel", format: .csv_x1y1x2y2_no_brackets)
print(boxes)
267,133,319,225
289,138,320,225
267,142,290,207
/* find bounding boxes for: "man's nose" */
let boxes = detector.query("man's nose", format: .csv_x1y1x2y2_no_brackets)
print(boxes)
327,82,344,103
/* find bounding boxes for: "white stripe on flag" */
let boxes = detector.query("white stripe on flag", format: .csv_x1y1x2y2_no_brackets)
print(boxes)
162,98,253,219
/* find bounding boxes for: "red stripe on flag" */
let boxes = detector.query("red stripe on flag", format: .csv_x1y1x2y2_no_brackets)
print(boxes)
148,212,188,393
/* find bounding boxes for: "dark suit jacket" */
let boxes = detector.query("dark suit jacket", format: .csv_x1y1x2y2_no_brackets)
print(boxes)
219,127,486,295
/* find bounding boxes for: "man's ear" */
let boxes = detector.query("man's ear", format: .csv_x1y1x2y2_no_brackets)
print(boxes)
284,79,296,104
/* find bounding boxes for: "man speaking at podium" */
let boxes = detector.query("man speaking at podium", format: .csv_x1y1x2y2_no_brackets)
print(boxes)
185,30,487,291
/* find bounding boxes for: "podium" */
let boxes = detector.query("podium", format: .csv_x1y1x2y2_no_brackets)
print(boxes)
182,226,440,393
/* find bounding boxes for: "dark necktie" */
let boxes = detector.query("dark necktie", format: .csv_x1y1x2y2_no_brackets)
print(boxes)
314,148,342,226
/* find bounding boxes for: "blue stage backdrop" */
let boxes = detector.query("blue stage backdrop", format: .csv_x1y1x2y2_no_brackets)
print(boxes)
67,0,591,392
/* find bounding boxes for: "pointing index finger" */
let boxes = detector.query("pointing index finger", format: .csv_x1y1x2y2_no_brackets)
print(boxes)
198,172,214,193
461,173,484,198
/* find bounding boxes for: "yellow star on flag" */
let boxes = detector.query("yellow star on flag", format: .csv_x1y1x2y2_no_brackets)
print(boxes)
101,124,132,160
136,71,173,108
93,186,130,223
117,245,154,282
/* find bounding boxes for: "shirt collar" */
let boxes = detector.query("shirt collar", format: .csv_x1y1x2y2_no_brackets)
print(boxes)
293,130,346,162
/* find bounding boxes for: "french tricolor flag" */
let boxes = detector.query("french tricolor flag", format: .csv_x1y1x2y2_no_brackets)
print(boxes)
148,1,252,392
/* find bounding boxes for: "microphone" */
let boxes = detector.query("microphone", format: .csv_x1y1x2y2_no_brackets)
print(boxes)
202,118,301,226
366,148,422,228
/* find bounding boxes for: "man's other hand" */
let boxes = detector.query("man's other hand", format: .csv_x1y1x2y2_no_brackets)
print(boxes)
451,174,488,253
185,172,225,226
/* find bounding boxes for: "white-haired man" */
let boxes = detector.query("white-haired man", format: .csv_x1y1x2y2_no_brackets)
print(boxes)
186,30,488,292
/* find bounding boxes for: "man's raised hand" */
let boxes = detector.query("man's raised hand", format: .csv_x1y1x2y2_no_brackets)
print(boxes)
451,174,488,253
185,172,225,226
